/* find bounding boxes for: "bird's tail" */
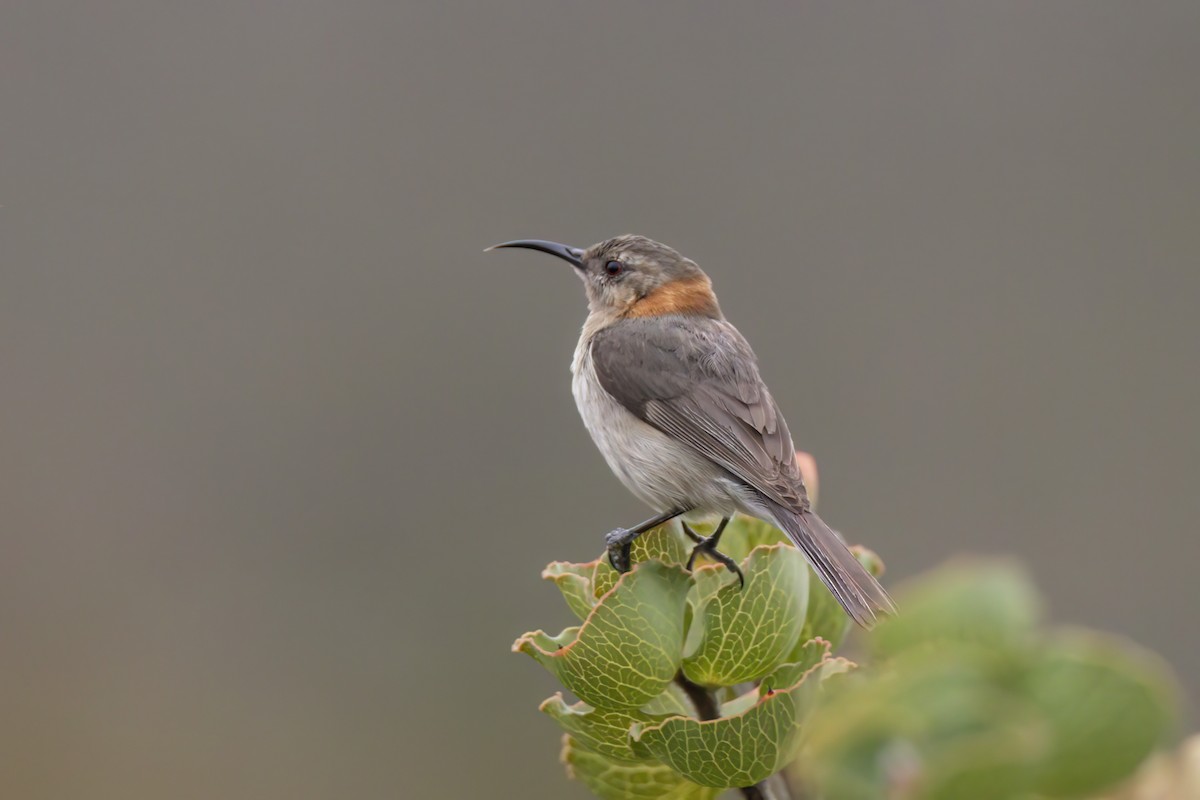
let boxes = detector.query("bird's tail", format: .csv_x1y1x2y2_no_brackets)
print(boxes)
767,502,896,628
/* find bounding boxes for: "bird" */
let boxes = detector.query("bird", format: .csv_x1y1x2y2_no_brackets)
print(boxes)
487,235,895,627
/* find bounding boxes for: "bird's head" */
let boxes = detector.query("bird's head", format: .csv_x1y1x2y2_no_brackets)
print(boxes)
487,234,721,320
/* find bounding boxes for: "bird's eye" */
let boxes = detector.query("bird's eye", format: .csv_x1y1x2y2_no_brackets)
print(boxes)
604,260,624,276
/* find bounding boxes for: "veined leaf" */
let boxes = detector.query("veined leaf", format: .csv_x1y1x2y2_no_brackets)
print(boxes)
592,523,694,599
720,640,838,718
541,694,661,764
706,516,788,565
513,561,692,710
631,657,851,788
543,559,600,621
682,544,809,687
561,735,720,800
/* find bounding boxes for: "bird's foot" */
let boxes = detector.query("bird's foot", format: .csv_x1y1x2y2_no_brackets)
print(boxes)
681,519,744,589
605,528,636,573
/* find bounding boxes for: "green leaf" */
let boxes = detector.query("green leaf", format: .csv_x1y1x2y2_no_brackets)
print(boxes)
763,638,836,692
641,683,695,718
719,640,837,718
682,544,809,687
794,544,883,653
1100,734,1200,799
541,694,660,764
513,561,692,710
1026,631,1177,797
796,571,852,653
592,558,620,601
708,516,787,564
849,545,885,579
637,522,698,566
561,735,720,800
918,720,1048,800
803,652,1047,800
591,523,694,599
872,560,1040,659
632,657,850,789
544,559,600,621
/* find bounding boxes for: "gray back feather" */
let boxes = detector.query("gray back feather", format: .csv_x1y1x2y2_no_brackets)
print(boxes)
589,315,810,512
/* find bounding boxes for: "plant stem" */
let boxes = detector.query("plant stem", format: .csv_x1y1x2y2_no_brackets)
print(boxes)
673,673,787,800
675,671,720,721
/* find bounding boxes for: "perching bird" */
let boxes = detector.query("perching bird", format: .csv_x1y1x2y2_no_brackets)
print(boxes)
488,235,895,627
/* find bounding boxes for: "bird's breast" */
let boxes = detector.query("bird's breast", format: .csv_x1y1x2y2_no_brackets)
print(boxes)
571,338,641,476
570,335,740,514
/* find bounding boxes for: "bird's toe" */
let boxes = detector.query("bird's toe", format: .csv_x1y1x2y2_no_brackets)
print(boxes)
605,528,634,573
686,539,745,589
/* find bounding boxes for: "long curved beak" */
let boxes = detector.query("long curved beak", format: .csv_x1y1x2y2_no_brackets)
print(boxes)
485,239,584,269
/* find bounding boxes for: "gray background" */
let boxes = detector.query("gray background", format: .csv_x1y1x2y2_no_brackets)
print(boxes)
2,3,1197,798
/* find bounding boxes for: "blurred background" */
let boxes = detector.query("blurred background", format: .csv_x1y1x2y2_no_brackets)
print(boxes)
2,3,1197,798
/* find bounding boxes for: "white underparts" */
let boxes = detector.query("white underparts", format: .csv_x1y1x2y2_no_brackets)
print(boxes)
571,332,765,519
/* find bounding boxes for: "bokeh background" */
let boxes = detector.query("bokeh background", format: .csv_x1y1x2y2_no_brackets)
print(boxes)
3,3,1198,798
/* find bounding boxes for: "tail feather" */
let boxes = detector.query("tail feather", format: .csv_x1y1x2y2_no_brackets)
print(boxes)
767,502,896,628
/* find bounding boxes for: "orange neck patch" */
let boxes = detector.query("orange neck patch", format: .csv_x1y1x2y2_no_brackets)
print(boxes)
624,275,721,319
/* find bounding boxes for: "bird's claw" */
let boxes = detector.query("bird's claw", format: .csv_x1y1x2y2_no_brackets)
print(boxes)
681,521,744,589
605,528,634,573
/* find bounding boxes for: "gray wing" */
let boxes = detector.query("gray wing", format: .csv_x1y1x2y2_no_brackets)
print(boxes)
589,315,810,512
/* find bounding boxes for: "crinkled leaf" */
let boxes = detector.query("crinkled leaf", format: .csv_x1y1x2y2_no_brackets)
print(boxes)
561,735,720,800
544,560,600,621
514,561,692,710
763,639,835,692
872,560,1040,658
592,558,620,602
1026,631,1177,797
719,640,837,718
682,544,809,686
592,523,694,599
715,684,765,721
632,657,850,788
642,682,694,717
541,694,660,763
638,521,694,565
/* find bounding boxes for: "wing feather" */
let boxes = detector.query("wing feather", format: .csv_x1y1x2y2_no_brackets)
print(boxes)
589,315,809,511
